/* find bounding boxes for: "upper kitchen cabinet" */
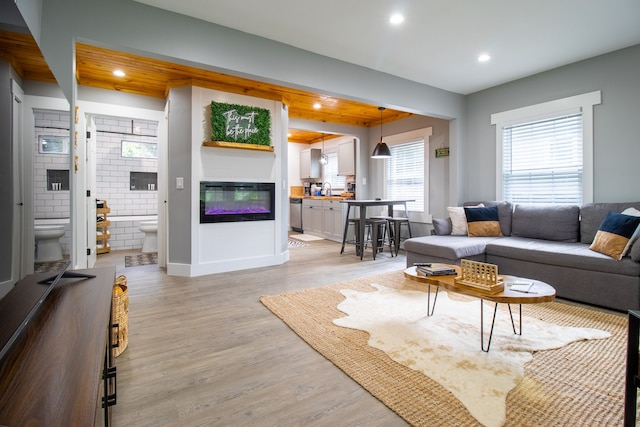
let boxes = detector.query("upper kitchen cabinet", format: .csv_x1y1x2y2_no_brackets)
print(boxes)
300,148,321,179
338,139,356,176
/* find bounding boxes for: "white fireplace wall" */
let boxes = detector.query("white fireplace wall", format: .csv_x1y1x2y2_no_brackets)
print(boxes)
187,86,288,276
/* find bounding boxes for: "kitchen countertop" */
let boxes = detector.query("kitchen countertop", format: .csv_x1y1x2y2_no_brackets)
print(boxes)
288,196,345,201
290,195,352,201
305,196,346,200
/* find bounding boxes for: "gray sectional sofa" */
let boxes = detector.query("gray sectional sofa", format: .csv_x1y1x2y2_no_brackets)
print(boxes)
404,201,640,312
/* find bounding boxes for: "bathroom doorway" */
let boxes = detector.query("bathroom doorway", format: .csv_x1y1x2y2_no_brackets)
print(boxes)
78,101,167,270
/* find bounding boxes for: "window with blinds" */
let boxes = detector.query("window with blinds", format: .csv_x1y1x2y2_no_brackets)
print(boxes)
502,113,583,204
322,152,346,190
386,140,424,211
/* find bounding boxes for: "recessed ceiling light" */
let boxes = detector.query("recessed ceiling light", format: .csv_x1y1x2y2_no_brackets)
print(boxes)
113,69,126,77
313,103,321,109
478,53,491,63
390,13,404,25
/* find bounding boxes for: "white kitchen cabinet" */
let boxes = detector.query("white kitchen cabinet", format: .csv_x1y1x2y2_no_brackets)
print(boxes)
300,148,321,179
302,199,347,242
338,139,356,176
323,200,345,241
302,199,323,235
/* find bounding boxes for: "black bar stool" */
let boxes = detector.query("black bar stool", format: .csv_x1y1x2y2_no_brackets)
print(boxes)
340,218,362,255
368,215,395,256
364,218,390,259
388,217,412,256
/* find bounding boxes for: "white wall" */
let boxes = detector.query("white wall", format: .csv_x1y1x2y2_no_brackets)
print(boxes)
180,86,288,277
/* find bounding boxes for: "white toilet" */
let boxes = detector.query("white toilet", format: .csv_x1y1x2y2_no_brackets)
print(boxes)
139,220,158,253
34,225,65,262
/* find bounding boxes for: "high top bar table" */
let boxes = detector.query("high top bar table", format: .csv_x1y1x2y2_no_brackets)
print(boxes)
341,199,413,260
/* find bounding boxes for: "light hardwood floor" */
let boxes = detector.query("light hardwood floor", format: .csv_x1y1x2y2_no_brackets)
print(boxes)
96,237,409,426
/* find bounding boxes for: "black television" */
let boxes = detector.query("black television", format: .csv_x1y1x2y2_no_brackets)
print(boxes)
0,266,95,363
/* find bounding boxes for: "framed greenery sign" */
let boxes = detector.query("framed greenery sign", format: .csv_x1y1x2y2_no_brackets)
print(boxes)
210,101,271,146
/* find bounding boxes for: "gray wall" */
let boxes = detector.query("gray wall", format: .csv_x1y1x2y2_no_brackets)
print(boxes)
465,44,640,203
167,86,192,265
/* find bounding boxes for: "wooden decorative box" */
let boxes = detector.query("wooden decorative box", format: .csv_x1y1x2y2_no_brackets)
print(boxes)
454,259,504,294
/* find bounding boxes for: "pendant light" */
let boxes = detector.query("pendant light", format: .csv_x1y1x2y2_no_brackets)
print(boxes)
371,106,391,158
319,133,329,165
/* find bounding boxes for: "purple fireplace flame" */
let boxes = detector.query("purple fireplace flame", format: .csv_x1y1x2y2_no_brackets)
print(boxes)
200,182,275,223
205,206,271,215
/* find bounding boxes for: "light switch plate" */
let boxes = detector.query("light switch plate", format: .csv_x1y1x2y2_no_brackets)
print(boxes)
176,177,184,189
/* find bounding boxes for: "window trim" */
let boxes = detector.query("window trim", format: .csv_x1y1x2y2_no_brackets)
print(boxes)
382,127,432,222
491,91,601,204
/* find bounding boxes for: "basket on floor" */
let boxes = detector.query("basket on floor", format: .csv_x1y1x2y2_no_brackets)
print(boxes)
112,275,129,357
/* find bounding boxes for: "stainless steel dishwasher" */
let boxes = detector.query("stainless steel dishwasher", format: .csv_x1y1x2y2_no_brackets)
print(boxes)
290,197,303,232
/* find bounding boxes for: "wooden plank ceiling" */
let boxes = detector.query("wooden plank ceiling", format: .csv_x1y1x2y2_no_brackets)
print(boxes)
0,30,414,144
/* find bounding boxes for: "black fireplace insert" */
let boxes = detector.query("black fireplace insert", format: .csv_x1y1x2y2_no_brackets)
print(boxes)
200,181,275,223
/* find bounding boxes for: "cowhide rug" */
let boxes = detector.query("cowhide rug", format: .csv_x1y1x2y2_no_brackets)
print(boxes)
333,284,610,427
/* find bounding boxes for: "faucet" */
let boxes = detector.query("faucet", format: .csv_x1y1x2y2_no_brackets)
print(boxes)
323,182,332,197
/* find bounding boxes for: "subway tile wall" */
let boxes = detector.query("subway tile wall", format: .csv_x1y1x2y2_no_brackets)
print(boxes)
34,110,71,219
34,110,72,255
33,110,158,254
94,115,158,217
95,115,158,251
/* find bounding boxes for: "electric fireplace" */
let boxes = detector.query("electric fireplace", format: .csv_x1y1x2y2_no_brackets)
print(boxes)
200,181,275,223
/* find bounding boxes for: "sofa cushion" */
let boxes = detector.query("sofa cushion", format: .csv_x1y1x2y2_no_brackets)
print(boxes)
464,206,503,237
404,235,500,261
580,202,640,244
511,203,580,242
631,238,640,262
486,237,640,277
465,201,512,236
589,211,640,260
621,208,640,256
447,204,483,235
432,217,452,235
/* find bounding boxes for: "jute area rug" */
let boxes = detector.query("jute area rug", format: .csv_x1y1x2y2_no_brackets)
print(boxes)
260,270,627,427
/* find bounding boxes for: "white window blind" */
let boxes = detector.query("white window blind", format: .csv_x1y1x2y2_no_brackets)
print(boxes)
322,153,345,190
386,140,424,211
502,113,583,204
